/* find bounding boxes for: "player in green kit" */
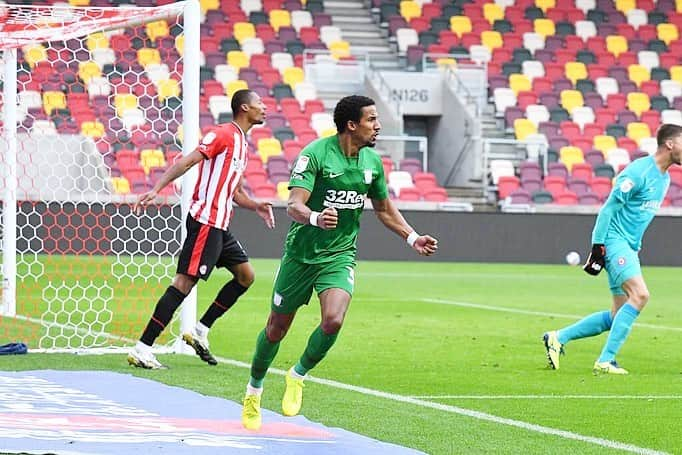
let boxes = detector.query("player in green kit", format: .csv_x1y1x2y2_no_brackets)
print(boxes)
241,95,439,430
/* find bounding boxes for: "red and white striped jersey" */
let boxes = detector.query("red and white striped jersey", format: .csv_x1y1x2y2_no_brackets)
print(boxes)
189,122,248,230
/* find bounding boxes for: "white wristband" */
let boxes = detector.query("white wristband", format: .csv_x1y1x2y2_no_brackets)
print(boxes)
406,231,420,247
309,211,320,227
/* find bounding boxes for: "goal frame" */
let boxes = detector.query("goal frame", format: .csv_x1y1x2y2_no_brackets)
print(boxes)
1,0,201,354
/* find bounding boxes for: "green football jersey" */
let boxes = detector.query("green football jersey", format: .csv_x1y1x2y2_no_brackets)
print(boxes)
284,135,389,264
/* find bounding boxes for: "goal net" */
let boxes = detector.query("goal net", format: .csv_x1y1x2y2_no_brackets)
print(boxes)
0,1,200,353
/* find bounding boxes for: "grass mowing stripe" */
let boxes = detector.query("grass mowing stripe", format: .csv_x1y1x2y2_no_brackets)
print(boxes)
213,356,669,455
421,298,682,332
410,395,682,400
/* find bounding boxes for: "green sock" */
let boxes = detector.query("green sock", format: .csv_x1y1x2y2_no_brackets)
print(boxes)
294,325,339,376
249,329,280,388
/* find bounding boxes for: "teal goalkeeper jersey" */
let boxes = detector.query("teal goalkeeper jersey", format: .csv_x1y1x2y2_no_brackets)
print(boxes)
284,135,389,264
592,155,670,251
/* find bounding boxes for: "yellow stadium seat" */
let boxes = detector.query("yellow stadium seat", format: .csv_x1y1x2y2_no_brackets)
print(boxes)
277,182,290,201
177,125,184,144
86,32,109,51
450,16,472,37
514,118,537,140
615,0,636,13
657,23,679,45
42,91,66,115
320,127,337,138
565,62,588,85
670,65,682,83
141,149,166,174
111,177,130,194
678,0,682,12
481,30,503,51
559,146,585,171
226,79,249,98
328,40,351,59
593,135,618,154
175,34,184,56
137,47,161,67
535,0,556,12
627,92,650,117
436,58,457,68
560,89,584,113
114,93,138,116
78,61,102,84
400,1,421,21
283,67,305,87
233,22,256,44
227,50,250,70
80,121,105,138
606,35,628,57
627,64,650,87
509,73,532,95
23,44,47,68
270,9,291,32
69,0,90,5
483,3,504,24
534,18,555,37
157,79,181,102
199,0,219,12
257,137,283,162
626,122,651,144
145,20,170,42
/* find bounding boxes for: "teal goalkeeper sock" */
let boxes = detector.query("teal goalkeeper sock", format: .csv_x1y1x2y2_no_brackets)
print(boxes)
557,310,613,345
249,329,280,388
294,325,339,375
598,303,640,363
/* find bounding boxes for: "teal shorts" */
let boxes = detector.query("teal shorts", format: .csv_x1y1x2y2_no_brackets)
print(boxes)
604,240,641,296
270,254,356,314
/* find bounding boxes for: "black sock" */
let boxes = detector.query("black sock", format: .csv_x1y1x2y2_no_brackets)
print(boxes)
199,279,248,328
140,286,186,346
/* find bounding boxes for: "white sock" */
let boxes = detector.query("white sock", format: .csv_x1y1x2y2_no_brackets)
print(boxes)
289,367,306,380
195,322,209,338
246,384,263,396
135,341,152,354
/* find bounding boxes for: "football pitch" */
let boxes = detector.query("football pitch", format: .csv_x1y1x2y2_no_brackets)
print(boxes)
3,259,682,454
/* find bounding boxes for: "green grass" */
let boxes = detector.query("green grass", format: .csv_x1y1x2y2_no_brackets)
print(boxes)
2,258,682,454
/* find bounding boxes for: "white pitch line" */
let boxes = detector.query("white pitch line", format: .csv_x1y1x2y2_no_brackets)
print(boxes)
215,356,669,455
421,298,682,332
410,395,682,400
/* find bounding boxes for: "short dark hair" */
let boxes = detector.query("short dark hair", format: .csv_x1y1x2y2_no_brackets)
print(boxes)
657,123,682,146
231,89,255,116
333,95,375,133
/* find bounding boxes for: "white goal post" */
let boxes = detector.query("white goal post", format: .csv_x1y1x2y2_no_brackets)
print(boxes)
0,0,200,353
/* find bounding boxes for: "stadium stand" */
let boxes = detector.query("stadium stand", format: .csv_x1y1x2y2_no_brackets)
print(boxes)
12,0,446,203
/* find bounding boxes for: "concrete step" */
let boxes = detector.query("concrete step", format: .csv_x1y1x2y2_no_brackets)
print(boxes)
342,30,383,39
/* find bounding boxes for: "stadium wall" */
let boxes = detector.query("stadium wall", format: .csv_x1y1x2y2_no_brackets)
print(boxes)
11,203,682,266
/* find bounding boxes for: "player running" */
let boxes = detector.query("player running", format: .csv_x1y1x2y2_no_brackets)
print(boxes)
544,124,682,374
127,90,275,369
241,95,438,430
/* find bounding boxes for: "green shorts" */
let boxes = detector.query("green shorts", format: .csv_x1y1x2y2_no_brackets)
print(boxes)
271,254,356,314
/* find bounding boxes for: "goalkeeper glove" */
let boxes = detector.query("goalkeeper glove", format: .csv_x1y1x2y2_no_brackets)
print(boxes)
583,244,606,276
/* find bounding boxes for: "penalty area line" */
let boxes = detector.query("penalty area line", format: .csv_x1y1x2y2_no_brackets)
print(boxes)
410,395,682,400
420,298,682,332
215,356,669,455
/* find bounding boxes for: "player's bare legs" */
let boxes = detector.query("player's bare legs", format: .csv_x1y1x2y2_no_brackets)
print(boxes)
283,288,351,416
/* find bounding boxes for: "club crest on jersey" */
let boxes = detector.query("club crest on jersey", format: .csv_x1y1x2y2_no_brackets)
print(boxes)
364,169,373,184
619,178,634,193
232,155,244,171
618,257,626,266
293,156,309,173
